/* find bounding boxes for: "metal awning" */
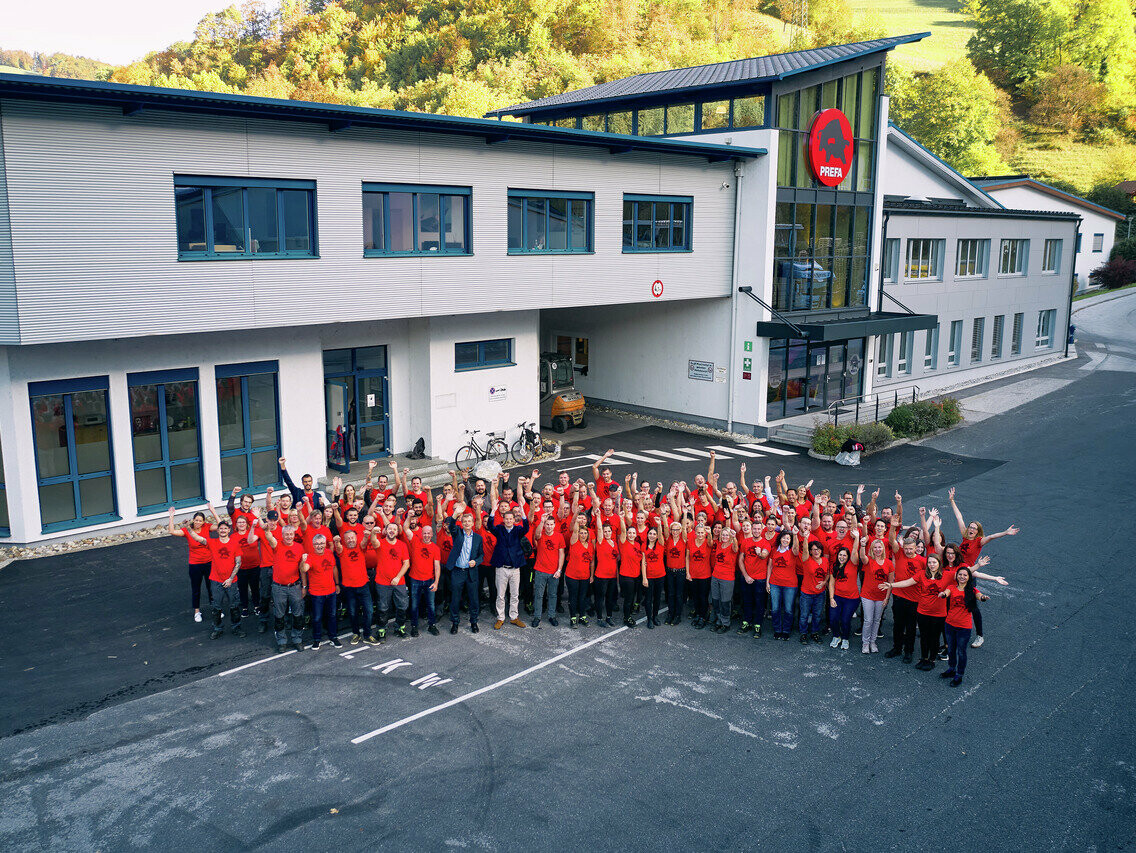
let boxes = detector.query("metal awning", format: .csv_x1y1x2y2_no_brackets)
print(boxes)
756,311,937,342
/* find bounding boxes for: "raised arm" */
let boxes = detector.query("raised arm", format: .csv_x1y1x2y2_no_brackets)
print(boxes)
894,491,903,525
947,487,967,538
706,450,716,489
592,449,613,483
167,506,187,537
981,524,1019,546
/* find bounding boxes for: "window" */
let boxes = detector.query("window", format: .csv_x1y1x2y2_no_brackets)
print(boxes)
924,325,939,371
0,432,8,536
882,238,900,282
1092,233,1104,252
362,184,470,256
956,239,989,278
1036,309,1056,349
30,377,118,532
174,176,316,259
876,334,892,378
897,331,913,375
216,362,281,492
507,191,593,253
905,239,943,280
772,201,872,311
947,320,962,366
622,196,692,252
991,315,1004,360
665,103,694,134
731,96,765,128
1075,233,1082,253
637,107,664,136
128,370,203,514
971,317,985,363
1042,239,1062,273
1011,313,1024,355
455,338,514,371
999,239,1028,275
700,100,730,130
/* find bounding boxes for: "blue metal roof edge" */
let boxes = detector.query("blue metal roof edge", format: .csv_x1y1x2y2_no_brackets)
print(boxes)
486,33,930,117
971,175,1126,221
886,122,1004,209
0,72,765,162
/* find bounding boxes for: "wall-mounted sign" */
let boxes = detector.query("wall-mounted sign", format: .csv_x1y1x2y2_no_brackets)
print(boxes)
743,341,753,352
714,367,727,383
808,108,854,187
651,279,664,298
688,360,714,381
742,371,752,381
742,357,752,370
489,385,507,401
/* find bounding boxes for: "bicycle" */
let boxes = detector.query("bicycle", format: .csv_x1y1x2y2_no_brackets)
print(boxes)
454,429,510,473
510,421,543,464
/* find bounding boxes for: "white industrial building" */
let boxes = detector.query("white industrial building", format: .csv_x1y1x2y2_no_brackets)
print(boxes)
0,32,1080,544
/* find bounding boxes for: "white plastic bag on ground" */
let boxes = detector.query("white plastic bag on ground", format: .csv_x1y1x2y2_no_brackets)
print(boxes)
835,450,861,466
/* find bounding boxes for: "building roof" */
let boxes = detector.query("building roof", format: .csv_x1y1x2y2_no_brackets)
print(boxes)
884,199,1081,221
886,124,1001,209
1114,180,1136,195
485,33,929,118
970,176,1125,221
0,72,765,163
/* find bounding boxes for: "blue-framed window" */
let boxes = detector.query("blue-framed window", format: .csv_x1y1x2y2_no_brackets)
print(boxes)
128,369,204,514
216,362,282,492
0,431,9,536
455,339,515,371
622,195,693,252
29,377,119,533
507,190,593,254
362,183,471,256
175,175,317,260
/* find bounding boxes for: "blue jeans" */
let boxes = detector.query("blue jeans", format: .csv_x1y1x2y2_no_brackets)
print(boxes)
799,591,825,634
409,578,437,626
769,584,797,635
449,567,479,625
830,595,859,640
533,571,559,621
311,592,337,642
944,623,971,676
739,579,766,625
341,584,372,635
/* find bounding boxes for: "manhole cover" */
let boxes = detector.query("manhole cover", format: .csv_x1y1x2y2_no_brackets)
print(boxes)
567,445,585,451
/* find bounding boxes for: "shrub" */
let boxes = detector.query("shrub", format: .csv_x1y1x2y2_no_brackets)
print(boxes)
1111,238,1136,263
885,398,964,438
1089,257,1136,290
811,420,895,455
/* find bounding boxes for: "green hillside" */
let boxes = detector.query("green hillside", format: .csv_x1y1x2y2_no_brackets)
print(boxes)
851,0,973,70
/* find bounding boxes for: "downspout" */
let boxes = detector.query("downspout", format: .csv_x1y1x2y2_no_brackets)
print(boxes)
876,211,890,314
726,159,744,433
1064,217,1081,359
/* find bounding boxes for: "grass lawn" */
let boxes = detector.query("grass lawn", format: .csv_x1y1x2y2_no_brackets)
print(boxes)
1010,129,1136,194
1074,282,1136,302
850,0,974,70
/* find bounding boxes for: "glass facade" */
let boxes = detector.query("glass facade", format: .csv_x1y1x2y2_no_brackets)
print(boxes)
766,338,865,421
544,93,769,136
216,364,281,492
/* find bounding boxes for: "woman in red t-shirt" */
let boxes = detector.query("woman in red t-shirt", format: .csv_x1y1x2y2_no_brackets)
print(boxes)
887,516,926,662
640,523,665,628
766,529,798,640
736,517,768,638
232,515,261,620
168,506,218,622
592,515,620,627
858,537,893,654
948,486,1018,649
883,552,950,670
662,519,688,626
939,565,987,686
686,522,713,629
566,515,595,628
796,538,829,644
708,528,739,633
617,514,642,627
826,530,861,650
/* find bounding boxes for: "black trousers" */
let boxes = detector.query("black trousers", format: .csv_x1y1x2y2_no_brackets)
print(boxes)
892,596,918,654
593,577,617,618
665,571,686,620
644,577,662,624
237,566,260,611
478,564,497,603
565,577,589,618
689,577,711,619
917,612,945,662
619,576,638,621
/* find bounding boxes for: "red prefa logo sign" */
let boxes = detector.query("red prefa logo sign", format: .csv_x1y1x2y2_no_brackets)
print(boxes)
808,108,853,187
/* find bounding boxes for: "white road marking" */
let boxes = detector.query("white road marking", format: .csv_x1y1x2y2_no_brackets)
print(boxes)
642,449,699,461
352,620,644,743
736,443,798,456
675,448,729,459
372,658,415,674
216,649,297,676
707,444,763,457
580,454,631,465
610,450,663,463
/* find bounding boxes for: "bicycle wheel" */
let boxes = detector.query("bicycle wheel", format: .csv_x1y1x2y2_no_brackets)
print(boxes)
511,437,535,465
455,444,479,473
486,439,510,466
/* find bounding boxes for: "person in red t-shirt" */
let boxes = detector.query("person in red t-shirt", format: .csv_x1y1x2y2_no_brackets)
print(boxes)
887,516,926,662
796,538,829,644
591,450,617,503
168,506,220,622
617,514,643,627
826,534,861,650
708,527,739,632
948,487,1018,649
185,518,245,639
766,529,798,640
565,515,595,628
939,565,987,686
639,522,665,628
532,516,565,626
260,523,308,651
592,512,620,626
303,534,340,649
662,517,688,626
231,514,261,620
405,524,441,637
334,530,374,645
858,537,893,654
686,523,713,628
373,522,410,640
736,517,769,638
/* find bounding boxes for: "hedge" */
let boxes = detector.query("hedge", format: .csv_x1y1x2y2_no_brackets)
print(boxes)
884,398,963,438
811,421,895,456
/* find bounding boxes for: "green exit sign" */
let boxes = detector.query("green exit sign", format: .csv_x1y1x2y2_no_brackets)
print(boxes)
743,341,753,352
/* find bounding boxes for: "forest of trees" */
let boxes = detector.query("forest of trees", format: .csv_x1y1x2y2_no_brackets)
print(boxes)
2,0,1133,202
0,48,114,79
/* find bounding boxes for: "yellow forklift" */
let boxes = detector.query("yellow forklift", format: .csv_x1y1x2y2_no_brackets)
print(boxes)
539,352,586,433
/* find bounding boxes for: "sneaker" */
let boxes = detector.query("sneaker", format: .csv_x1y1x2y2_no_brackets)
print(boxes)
310,640,322,650
673,616,682,626
938,650,949,662
570,617,578,629
840,640,849,650
428,624,439,636
950,676,963,687
811,633,821,644
885,647,902,658
737,621,750,635
665,616,674,626
210,628,222,640
470,623,479,633
902,653,913,664
411,626,420,637
799,633,808,644
647,620,655,629
915,660,931,671
605,617,616,627
753,625,761,638
580,616,589,626
940,669,956,679
291,642,304,652
396,626,408,638
830,636,841,648
531,618,540,628
548,618,558,627
869,641,879,653
365,634,379,644
971,635,985,648
350,633,361,645
862,644,870,654
194,612,203,623
854,626,862,636
330,638,343,649
694,618,705,630
450,624,459,634
377,629,387,641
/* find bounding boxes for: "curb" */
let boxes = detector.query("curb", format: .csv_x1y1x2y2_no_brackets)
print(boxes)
587,403,767,445
1072,287,1136,313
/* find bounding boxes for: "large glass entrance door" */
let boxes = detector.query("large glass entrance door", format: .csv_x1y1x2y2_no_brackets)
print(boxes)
325,379,350,472
323,346,390,467
766,338,866,421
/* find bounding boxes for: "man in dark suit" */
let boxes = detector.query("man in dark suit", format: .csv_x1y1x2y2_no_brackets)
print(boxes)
443,506,484,634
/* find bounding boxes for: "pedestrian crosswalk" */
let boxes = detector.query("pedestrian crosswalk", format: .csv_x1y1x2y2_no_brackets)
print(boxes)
556,440,798,472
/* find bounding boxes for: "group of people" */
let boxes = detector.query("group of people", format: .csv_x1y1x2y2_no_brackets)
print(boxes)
171,451,1019,687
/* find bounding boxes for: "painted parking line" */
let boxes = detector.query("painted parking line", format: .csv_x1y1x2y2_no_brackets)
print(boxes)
214,631,353,677
610,450,664,464
580,454,631,465
707,444,764,458
642,449,700,461
675,448,729,459
736,443,798,456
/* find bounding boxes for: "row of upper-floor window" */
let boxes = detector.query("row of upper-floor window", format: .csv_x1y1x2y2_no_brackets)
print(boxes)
882,236,1067,283
876,310,1059,379
173,176,695,258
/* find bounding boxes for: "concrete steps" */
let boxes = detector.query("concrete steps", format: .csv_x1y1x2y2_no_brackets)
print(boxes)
317,454,456,493
767,423,814,449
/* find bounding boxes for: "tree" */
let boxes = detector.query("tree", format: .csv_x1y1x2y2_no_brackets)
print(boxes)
1067,0,1136,107
965,0,1072,90
1027,65,1104,131
888,60,1010,176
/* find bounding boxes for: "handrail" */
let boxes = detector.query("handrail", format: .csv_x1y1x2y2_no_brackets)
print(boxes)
737,286,807,337
826,385,920,427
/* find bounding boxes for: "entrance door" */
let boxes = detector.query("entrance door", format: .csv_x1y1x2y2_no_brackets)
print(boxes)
843,339,865,400
825,343,846,407
324,379,350,472
356,373,389,458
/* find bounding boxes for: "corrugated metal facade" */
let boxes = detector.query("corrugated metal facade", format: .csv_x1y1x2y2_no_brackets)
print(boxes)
0,105,17,344
0,100,737,345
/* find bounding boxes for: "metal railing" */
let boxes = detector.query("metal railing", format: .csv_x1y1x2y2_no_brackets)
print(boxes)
827,385,920,427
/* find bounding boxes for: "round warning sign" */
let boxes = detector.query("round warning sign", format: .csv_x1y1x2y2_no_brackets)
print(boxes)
808,108,854,187
651,280,664,298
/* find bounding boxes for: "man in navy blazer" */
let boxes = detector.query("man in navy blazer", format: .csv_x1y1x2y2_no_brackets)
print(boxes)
443,507,484,634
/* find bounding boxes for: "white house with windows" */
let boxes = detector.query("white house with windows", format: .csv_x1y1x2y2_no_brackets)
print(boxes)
970,176,1125,290
872,125,1078,395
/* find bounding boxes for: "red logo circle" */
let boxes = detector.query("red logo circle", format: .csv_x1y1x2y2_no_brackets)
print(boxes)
808,108,854,187
651,280,664,298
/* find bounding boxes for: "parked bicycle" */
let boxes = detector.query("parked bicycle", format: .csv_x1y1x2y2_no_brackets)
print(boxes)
454,429,510,473
511,421,543,464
